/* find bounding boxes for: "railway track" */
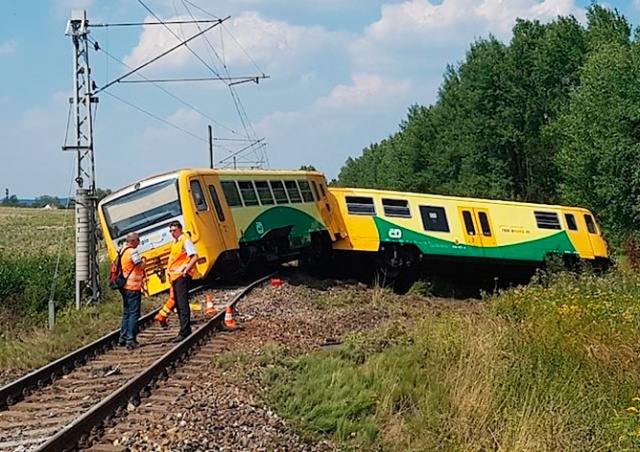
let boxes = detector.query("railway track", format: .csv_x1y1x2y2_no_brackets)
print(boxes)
0,275,272,452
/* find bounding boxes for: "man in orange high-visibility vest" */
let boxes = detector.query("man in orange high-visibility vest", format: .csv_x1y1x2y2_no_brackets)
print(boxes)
119,232,145,350
167,221,200,342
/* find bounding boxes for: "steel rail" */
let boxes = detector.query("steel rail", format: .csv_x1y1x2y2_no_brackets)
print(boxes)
35,273,273,452
0,283,206,409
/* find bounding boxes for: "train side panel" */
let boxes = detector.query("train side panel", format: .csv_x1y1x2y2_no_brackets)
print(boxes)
329,187,609,268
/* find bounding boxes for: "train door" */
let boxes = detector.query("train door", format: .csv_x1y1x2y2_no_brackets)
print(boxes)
458,207,482,247
583,213,607,257
187,177,224,255
563,209,595,259
473,208,496,247
202,175,238,250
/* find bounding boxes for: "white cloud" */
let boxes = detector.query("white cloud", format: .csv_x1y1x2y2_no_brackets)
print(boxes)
123,12,347,77
367,0,580,39
0,40,16,55
351,0,584,74
315,73,411,111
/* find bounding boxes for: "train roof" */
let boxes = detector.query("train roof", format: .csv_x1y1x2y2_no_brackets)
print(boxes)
330,186,592,213
99,168,326,206
180,168,326,177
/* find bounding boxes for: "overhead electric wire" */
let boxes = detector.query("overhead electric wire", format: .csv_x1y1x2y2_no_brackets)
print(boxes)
136,0,224,79
180,0,263,161
103,90,208,144
89,36,245,138
94,19,224,95
174,0,224,79
136,0,263,162
89,0,267,167
103,90,238,155
181,0,266,78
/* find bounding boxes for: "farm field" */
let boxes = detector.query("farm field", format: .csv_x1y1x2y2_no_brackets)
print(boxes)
0,206,154,374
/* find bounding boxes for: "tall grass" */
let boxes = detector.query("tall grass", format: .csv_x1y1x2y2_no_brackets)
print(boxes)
0,207,160,371
261,269,640,451
0,207,76,324
0,297,121,371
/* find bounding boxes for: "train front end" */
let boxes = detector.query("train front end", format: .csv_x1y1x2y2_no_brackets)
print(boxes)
98,172,184,296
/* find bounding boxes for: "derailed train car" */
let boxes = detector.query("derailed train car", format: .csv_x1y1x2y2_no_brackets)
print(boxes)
98,168,610,296
98,169,342,296
327,186,610,278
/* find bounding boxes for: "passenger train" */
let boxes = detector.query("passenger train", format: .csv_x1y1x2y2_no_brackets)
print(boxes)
330,187,609,278
98,168,609,296
98,169,342,296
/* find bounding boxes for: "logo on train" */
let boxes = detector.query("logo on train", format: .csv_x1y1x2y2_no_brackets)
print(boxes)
388,228,402,239
256,222,264,235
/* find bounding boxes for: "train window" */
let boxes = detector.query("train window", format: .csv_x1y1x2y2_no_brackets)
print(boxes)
254,181,275,205
221,181,243,207
285,180,303,203
383,199,411,218
478,212,492,237
584,214,597,234
310,181,320,201
462,210,476,235
238,181,260,206
346,196,376,215
420,206,450,232
297,180,315,203
319,183,326,197
534,211,562,230
207,185,226,222
190,180,208,212
269,181,289,204
564,213,578,231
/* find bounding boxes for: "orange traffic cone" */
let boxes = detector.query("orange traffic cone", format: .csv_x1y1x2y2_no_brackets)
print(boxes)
224,305,236,330
205,294,217,316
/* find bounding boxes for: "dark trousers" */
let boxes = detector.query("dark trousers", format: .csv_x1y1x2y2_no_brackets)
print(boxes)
119,289,142,345
172,275,192,337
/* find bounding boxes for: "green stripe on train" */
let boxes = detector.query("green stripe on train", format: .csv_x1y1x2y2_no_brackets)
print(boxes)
373,217,576,262
240,206,326,249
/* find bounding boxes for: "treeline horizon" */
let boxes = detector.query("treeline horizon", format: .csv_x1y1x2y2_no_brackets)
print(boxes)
336,5,640,246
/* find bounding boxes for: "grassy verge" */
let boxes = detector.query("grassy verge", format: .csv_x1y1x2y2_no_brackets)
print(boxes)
0,292,156,372
254,269,640,451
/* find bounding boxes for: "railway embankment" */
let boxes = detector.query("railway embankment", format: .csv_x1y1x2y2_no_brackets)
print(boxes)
144,269,640,452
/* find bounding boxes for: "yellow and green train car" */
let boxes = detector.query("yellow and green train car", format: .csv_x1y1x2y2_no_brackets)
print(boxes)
328,187,610,275
98,169,341,296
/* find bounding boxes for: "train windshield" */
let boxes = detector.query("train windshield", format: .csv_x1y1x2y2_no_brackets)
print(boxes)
102,178,181,239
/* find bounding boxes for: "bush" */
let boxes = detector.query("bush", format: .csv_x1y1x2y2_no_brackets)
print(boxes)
0,251,75,321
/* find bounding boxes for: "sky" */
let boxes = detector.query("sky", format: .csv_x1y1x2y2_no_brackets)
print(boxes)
0,0,637,198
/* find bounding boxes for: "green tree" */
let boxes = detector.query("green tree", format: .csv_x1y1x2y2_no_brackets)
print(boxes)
551,27,639,243
96,188,112,202
1,195,21,207
32,195,62,208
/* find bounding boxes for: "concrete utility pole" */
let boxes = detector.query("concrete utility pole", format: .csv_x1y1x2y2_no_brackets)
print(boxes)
208,125,214,169
64,10,100,309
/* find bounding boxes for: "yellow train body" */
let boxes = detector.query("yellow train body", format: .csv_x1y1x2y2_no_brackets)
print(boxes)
98,167,610,297
98,169,339,296
329,187,609,266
